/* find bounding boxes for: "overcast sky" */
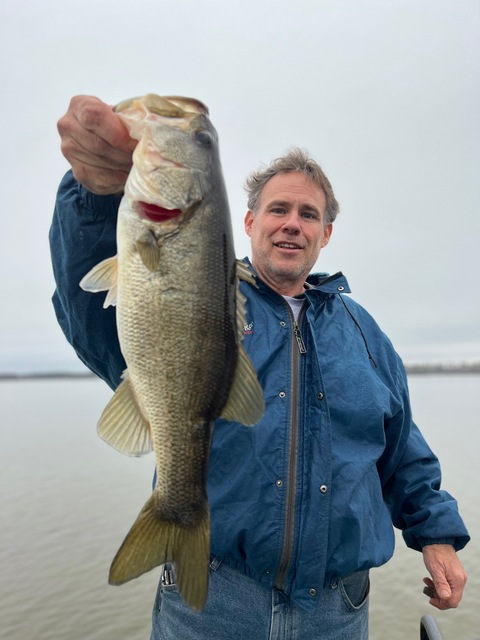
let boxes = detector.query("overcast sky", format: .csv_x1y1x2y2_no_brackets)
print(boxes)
1,0,479,373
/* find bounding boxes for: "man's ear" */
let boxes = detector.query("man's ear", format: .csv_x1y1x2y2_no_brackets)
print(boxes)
244,210,254,237
321,223,333,248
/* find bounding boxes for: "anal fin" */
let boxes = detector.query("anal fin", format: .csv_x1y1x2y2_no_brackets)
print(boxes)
97,371,152,456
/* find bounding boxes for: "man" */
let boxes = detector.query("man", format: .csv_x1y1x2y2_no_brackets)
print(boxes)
50,96,469,639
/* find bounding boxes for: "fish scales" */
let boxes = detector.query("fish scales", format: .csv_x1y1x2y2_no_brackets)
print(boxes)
79,94,264,611
118,201,235,522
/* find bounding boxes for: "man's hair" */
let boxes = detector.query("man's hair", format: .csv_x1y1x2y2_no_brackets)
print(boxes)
244,146,339,225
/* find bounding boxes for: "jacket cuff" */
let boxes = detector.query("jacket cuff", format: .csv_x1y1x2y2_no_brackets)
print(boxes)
418,538,456,548
79,181,123,220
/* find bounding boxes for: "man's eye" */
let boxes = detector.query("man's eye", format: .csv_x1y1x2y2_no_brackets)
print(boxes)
272,208,285,214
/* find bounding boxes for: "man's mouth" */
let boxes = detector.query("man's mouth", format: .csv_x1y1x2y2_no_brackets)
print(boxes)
275,242,302,250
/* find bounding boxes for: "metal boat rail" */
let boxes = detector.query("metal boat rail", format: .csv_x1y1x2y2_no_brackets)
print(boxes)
420,615,444,640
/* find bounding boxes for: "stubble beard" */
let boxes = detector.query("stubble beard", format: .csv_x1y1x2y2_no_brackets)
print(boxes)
257,252,312,291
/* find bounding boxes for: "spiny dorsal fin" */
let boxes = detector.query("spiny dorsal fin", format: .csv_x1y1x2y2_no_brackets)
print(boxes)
136,231,161,272
220,260,264,426
234,259,256,337
220,343,264,426
79,256,118,308
235,259,257,287
97,372,153,456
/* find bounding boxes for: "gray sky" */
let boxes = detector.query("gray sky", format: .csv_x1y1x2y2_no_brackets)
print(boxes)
1,0,479,373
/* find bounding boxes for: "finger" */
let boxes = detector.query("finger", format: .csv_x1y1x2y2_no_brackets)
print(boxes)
57,96,136,194
423,577,438,599
71,164,130,195
423,577,460,610
58,96,136,169
423,585,437,599
425,573,451,601
60,128,132,193
65,96,136,152
60,131,134,173
427,594,459,611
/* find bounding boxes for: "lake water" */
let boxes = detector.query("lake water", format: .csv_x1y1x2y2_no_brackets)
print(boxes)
1,375,478,640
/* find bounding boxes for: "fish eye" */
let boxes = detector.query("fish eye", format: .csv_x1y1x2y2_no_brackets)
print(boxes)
195,130,214,148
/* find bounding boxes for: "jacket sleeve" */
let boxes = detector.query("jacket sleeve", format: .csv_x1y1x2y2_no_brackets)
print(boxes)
49,171,125,389
379,354,470,552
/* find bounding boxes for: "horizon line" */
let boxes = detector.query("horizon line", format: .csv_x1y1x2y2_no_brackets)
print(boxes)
2,361,480,381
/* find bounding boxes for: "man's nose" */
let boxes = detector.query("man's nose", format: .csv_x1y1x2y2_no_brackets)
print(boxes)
281,211,301,233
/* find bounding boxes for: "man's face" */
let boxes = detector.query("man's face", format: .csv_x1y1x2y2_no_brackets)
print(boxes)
244,171,333,296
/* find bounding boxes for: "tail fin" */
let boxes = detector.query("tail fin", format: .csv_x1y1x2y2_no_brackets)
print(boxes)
109,494,210,611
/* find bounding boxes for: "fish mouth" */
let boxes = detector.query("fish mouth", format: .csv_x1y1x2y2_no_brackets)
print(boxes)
138,202,183,222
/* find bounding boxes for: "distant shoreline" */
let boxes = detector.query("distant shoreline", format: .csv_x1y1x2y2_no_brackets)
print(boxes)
2,362,480,380
405,362,480,374
0,371,97,380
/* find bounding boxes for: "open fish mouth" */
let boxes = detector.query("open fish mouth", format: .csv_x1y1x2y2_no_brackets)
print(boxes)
138,202,183,222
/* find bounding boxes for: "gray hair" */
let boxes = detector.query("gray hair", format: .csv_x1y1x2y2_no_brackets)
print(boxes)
244,147,339,225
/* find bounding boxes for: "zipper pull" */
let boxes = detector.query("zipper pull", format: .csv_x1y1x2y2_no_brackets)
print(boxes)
294,322,307,354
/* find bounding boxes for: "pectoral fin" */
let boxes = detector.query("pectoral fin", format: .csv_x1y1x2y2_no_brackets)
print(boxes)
80,256,118,308
97,371,153,456
136,231,161,272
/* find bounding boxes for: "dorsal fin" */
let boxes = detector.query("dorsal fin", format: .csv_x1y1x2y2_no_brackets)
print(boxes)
220,260,264,426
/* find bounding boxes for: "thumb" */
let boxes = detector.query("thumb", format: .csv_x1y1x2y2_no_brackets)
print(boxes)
432,575,452,600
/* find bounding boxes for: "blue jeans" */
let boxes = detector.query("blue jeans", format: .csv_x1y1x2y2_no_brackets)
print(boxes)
150,559,369,639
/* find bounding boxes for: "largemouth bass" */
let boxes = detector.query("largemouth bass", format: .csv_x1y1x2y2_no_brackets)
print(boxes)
80,94,264,611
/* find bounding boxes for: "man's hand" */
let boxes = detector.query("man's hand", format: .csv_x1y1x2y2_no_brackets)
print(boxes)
57,95,137,195
422,544,467,610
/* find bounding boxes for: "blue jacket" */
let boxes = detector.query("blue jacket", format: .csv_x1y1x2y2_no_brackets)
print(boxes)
50,171,469,612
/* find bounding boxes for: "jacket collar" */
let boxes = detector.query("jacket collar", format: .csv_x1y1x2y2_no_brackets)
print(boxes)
240,257,351,296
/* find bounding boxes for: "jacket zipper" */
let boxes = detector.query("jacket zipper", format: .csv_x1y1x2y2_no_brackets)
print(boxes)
274,304,306,591
293,322,307,354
